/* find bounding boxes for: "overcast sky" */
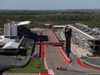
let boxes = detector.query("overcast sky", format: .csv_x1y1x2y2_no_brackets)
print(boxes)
0,0,100,10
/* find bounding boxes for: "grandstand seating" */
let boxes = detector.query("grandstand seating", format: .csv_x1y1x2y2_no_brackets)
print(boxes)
17,26,31,37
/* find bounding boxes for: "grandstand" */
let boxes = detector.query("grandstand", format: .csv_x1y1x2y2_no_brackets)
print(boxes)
69,23,100,55
0,21,34,54
0,21,40,71
17,25,31,37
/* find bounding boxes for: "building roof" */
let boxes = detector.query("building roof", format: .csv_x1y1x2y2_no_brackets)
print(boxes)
17,21,31,26
0,38,15,46
3,42,19,49
45,24,50,25
68,25,94,40
0,35,4,39
53,25,66,28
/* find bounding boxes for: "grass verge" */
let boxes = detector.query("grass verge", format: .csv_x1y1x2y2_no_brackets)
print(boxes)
4,58,48,73
82,61,100,69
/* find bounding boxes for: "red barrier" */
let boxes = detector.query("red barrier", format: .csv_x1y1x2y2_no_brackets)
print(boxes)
58,47,71,64
51,30,71,64
77,59,100,71
41,33,54,75
42,33,45,58
40,73,52,75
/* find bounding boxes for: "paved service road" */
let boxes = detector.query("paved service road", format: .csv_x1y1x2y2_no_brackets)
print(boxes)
44,29,100,75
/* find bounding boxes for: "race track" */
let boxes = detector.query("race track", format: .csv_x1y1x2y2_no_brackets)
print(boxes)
43,29,100,75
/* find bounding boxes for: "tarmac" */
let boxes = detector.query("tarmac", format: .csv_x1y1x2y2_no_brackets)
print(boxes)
44,29,100,75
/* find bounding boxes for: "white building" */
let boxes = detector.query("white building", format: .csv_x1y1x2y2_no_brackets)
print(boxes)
44,24,51,28
4,21,31,38
0,21,31,49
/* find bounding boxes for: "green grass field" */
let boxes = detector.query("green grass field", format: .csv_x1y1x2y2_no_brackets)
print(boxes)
4,58,48,73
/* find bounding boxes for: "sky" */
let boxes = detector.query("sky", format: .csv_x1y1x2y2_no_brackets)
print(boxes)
0,0,100,10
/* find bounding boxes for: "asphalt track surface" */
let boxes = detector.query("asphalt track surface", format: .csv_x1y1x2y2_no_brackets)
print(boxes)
43,29,100,75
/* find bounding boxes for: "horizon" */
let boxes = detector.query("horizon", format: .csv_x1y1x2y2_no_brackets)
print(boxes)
0,8,100,11
0,0,100,10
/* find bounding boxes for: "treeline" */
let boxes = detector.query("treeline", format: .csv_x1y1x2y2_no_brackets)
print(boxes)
0,11,100,29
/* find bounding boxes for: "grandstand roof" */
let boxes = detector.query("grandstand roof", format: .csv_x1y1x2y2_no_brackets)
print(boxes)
0,35,4,39
0,38,15,46
3,42,19,49
17,21,31,26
